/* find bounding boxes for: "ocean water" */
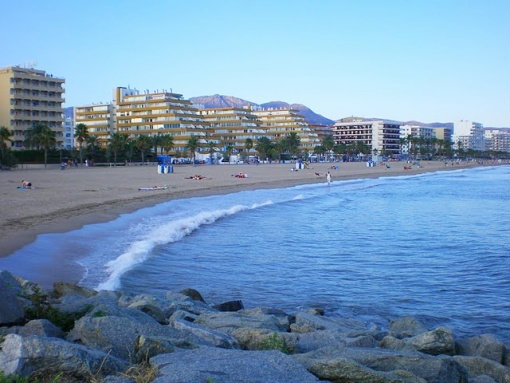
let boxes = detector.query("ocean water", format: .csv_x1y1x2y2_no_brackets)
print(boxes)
2,166,509,341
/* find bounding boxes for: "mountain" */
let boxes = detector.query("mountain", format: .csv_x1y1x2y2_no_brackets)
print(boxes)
189,95,334,126
189,94,257,109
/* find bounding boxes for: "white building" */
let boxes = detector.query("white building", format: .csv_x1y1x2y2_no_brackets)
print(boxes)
63,107,74,150
484,128,510,153
399,125,434,156
453,120,484,151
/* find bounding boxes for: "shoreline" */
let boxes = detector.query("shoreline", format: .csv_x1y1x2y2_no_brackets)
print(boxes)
0,160,491,258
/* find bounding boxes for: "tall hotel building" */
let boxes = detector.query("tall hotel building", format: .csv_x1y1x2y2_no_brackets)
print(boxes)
74,103,115,147
453,120,484,151
331,118,401,155
252,108,320,152
114,88,209,154
0,66,65,149
200,107,265,154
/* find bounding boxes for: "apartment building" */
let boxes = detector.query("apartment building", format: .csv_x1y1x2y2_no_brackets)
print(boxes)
114,88,209,154
252,108,320,152
309,123,332,139
0,66,65,149
331,118,401,155
400,125,434,155
74,103,115,147
453,120,484,151
484,128,510,153
431,127,453,143
200,107,265,154
63,107,74,150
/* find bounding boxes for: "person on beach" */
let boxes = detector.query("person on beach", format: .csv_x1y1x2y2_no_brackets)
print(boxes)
21,180,32,189
326,171,331,186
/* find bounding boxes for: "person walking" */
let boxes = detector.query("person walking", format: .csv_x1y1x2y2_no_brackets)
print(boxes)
326,171,331,186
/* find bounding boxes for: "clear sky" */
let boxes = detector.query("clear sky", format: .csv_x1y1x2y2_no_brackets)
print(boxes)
2,0,509,126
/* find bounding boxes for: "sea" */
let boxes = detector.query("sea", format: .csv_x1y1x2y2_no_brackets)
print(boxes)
2,165,509,341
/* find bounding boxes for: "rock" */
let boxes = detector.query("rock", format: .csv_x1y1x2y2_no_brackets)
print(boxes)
133,335,177,363
67,305,183,360
292,312,367,334
408,327,456,355
457,334,505,364
0,334,127,378
52,281,98,298
168,309,198,323
306,307,325,316
6,319,64,338
127,296,167,324
295,346,467,383
213,300,244,312
0,270,25,325
504,344,510,367
453,355,510,383
230,328,276,350
195,311,287,333
469,375,497,383
151,346,320,383
389,316,427,339
242,307,292,330
380,335,417,352
179,288,206,303
163,292,216,317
55,290,120,315
170,318,240,349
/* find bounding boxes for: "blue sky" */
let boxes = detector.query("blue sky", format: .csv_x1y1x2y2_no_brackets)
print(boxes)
2,0,509,126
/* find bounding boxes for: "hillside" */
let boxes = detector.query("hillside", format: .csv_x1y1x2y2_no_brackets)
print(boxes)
190,95,334,125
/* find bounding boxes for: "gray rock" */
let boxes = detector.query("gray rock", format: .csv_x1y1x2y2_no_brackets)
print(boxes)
151,346,320,383
306,307,325,316
0,334,127,378
408,327,456,355
213,300,244,312
67,305,182,360
163,293,216,317
469,375,497,383
170,318,239,349
0,270,25,325
242,307,291,330
52,281,97,298
179,288,206,303
133,335,177,363
195,311,286,333
453,355,510,383
295,345,467,383
291,312,367,334
457,334,505,364
389,316,427,339
7,319,64,338
168,309,198,323
55,290,120,315
127,296,167,324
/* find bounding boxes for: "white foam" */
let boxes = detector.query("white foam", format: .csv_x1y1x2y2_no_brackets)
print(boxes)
96,201,274,291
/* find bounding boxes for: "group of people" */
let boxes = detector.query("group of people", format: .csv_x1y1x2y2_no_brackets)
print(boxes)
233,172,248,178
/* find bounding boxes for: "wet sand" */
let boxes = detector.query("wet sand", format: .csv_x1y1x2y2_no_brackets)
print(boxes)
0,161,478,258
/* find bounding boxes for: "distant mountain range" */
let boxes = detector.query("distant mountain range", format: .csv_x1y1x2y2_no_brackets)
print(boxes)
189,94,334,125
189,94,454,128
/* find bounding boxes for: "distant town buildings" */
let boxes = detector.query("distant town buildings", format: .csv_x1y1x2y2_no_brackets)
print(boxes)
484,128,510,153
331,118,401,156
0,66,65,149
63,107,74,150
453,120,484,151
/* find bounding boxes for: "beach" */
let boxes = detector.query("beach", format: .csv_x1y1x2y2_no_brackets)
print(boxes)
0,160,479,258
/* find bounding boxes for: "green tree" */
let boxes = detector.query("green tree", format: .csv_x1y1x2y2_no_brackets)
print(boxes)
322,134,335,160
207,140,217,164
135,135,153,163
255,137,273,161
75,123,89,165
0,126,14,168
285,132,301,157
245,138,254,154
86,135,99,163
187,135,199,165
24,123,56,168
161,134,174,155
109,132,128,165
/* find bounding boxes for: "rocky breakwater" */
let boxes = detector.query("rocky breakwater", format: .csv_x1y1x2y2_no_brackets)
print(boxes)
1,269,510,383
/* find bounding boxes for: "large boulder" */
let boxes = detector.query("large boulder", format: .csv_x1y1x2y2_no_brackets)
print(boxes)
382,327,456,356
179,288,206,303
0,270,25,325
127,295,167,324
457,334,506,364
195,310,287,333
291,312,367,334
52,282,97,299
213,300,244,312
295,345,467,383
163,291,216,317
54,290,120,315
151,347,320,383
453,355,510,383
5,319,64,338
0,334,127,378
389,316,428,339
170,318,240,349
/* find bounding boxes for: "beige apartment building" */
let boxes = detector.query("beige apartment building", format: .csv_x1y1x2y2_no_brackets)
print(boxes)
74,103,115,147
252,108,320,152
114,88,209,154
200,107,265,155
0,66,65,149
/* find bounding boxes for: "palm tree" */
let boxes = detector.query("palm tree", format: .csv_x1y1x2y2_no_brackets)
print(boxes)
0,126,13,156
187,135,199,165
161,134,174,155
24,123,56,168
86,135,99,164
255,137,272,161
152,134,162,155
75,123,89,165
322,134,335,160
135,135,153,163
224,143,234,163
245,138,254,154
207,140,217,164
109,133,128,165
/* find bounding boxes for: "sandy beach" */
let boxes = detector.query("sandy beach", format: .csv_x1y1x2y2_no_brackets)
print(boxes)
0,160,480,258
